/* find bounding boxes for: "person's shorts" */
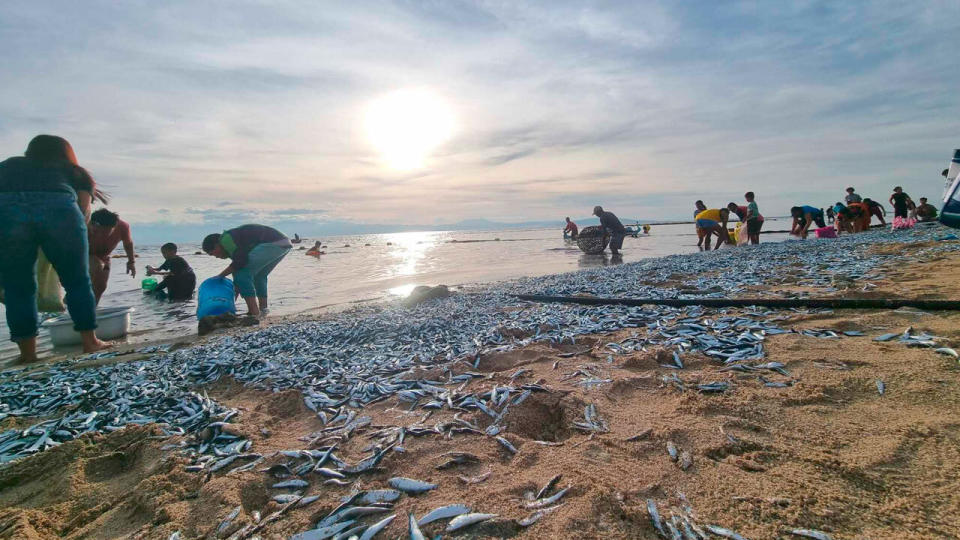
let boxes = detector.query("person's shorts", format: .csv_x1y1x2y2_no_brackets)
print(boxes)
696,219,719,229
746,218,762,235
609,233,625,250
894,206,908,218
804,215,826,229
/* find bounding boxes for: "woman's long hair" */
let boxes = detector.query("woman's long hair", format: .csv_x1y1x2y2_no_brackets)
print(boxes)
25,135,109,203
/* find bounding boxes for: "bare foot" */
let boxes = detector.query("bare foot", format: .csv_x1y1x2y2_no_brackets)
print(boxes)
81,336,113,354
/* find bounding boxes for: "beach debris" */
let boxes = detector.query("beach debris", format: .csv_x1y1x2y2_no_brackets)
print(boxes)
573,403,608,432
646,500,668,538
706,524,750,539
387,477,437,494
697,381,730,393
341,489,402,505
407,512,427,540
679,450,693,470
215,506,242,537
358,513,396,540
436,451,479,469
446,512,498,532
536,474,562,499
625,429,653,441
666,441,679,461
495,436,519,454
458,471,491,484
789,529,834,540
525,485,571,508
876,380,886,395
417,504,471,526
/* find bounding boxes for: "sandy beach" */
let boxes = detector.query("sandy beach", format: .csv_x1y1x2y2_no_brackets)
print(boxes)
3,228,960,540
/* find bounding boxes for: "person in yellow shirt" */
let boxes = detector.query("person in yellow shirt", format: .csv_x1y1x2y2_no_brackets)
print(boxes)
695,208,731,251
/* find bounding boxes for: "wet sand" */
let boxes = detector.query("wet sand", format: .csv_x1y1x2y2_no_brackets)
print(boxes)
3,240,960,539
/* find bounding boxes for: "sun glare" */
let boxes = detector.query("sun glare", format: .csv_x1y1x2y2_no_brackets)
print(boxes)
365,88,455,170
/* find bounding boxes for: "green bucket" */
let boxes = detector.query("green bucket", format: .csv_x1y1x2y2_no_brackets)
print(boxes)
141,277,158,292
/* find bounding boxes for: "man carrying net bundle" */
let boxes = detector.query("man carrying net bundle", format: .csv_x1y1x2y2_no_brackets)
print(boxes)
591,205,627,256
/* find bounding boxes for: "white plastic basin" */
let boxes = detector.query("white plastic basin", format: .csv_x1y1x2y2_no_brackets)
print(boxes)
42,306,134,346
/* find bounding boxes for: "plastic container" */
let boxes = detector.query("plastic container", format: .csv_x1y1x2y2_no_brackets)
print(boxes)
815,226,837,239
141,277,158,291
197,276,237,319
43,306,134,346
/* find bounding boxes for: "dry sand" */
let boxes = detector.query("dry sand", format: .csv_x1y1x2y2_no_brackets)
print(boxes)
3,243,960,539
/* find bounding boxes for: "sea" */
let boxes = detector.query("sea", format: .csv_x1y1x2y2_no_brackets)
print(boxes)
0,220,791,363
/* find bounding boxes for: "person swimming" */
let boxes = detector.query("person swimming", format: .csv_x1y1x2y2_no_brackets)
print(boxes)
305,241,322,256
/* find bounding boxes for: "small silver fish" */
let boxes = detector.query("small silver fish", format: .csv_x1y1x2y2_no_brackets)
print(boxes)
789,529,833,540
446,513,498,532
418,504,471,526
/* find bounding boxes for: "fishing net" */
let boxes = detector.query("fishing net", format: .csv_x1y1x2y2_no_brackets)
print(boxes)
576,225,609,254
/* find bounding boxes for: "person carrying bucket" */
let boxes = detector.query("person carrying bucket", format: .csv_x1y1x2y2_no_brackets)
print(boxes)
202,224,292,318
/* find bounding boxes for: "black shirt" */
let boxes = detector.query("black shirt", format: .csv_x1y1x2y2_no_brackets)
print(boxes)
0,156,94,195
158,256,194,276
598,211,627,234
891,192,910,209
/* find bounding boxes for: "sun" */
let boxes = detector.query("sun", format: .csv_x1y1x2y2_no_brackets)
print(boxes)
365,88,455,170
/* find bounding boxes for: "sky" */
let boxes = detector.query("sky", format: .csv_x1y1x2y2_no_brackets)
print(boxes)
1,1,958,242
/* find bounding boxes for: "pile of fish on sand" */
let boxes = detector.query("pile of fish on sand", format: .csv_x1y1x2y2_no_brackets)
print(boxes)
1,225,958,539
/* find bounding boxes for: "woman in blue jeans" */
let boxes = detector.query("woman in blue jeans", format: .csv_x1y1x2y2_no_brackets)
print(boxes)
202,224,291,317
0,135,111,361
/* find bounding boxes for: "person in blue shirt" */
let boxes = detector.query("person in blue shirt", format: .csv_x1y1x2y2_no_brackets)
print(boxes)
790,205,826,239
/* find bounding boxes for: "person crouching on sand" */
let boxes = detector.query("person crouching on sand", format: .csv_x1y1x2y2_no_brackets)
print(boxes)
695,207,731,250
203,224,292,318
146,243,196,300
790,205,825,239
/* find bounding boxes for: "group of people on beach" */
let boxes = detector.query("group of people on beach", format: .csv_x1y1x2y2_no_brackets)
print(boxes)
789,186,939,239
0,135,292,361
692,192,764,250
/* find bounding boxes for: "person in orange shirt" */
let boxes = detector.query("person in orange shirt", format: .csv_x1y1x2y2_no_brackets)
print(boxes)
88,208,136,303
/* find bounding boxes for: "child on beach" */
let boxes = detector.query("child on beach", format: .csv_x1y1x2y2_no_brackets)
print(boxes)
790,206,825,239
202,224,292,318
739,192,763,244
146,243,196,300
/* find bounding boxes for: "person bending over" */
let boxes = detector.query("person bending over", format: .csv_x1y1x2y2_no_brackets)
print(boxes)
147,243,196,300
563,217,579,240
593,206,627,256
863,198,886,226
916,197,939,222
790,205,825,239
695,207,731,250
88,208,135,303
203,224,292,318
837,202,871,233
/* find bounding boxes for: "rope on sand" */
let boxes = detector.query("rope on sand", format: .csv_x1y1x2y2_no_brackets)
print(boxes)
513,294,960,311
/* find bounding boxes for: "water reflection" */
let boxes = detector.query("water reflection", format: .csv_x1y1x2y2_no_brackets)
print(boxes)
577,253,622,268
383,231,441,277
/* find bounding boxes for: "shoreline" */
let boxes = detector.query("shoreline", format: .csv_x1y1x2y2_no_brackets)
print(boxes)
2,226,960,538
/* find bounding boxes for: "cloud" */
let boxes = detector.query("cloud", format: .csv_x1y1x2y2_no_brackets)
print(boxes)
0,1,957,226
